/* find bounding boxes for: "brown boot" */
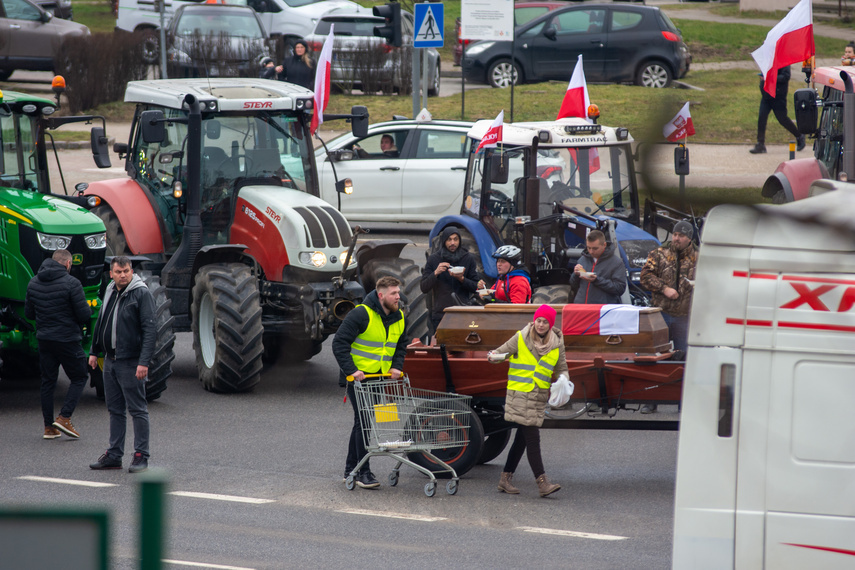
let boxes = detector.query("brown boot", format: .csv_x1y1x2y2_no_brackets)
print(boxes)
498,471,520,494
536,474,561,497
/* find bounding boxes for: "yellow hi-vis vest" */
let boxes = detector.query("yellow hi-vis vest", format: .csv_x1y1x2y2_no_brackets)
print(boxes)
507,331,559,392
350,304,405,374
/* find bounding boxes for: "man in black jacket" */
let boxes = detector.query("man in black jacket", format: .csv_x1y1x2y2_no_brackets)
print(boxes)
420,226,479,333
333,276,408,489
25,249,91,440
749,66,806,154
569,230,627,304
88,256,156,473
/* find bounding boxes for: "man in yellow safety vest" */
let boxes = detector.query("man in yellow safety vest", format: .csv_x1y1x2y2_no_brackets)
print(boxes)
333,276,407,489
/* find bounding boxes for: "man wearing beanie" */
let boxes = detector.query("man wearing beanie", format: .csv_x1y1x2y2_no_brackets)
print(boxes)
640,221,698,412
488,304,568,497
420,226,479,334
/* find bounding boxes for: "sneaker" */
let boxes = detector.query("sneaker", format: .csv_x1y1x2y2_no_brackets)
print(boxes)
43,426,61,439
52,415,80,438
640,404,658,414
355,471,379,489
90,453,122,470
749,143,766,154
797,135,806,151
129,452,148,473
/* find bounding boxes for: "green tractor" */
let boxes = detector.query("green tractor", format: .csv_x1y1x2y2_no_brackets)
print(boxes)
0,84,175,400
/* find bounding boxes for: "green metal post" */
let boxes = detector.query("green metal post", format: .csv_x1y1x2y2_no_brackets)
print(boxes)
139,471,167,570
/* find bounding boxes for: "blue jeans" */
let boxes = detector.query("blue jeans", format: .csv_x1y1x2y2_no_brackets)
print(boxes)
663,313,689,354
103,357,149,460
39,340,88,427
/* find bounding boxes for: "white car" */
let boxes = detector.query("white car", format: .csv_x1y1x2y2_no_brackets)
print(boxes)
315,119,474,223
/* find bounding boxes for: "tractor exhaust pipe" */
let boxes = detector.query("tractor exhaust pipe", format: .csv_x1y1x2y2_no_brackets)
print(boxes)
840,71,855,181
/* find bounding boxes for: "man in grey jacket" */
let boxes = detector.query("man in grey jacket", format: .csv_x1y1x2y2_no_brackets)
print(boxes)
88,256,156,473
569,230,626,304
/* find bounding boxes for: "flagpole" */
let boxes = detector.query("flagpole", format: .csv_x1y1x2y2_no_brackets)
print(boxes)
510,33,515,123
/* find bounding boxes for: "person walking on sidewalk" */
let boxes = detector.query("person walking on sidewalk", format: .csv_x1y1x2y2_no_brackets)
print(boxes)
25,249,91,440
88,257,156,473
334,276,408,490
489,305,568,497
749,66,805,154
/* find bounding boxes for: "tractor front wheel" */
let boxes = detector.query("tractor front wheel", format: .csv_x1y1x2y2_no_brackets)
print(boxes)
137,271,176,401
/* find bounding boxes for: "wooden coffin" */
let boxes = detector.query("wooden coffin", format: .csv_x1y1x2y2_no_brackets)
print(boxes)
434,304,672,354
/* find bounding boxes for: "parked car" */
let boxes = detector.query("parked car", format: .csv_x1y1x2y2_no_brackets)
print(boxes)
166,4,270,78
0,0,89,81
315,119,473,222
454,1,571,66
31,0,71,19
463,3,691,88
306,9,441,95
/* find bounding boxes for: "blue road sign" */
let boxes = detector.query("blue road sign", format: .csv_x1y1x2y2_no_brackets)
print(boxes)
414,3,444,48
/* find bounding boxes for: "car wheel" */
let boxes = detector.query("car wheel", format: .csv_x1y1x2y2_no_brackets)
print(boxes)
636,61,672,88
0,69,12,82
140,28,159,65
487,59,520,89
428,62,440,96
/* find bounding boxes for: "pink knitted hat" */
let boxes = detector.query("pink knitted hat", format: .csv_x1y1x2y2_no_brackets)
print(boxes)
533,304,556,328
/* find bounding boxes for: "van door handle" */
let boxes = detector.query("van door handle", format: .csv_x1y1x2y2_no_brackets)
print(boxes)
379,166,400,171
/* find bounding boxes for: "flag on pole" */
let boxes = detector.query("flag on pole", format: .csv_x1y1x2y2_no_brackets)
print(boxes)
557,55,591,122
663,102,695,142
476,110,504,153
310,24,334,135
751,0,814,97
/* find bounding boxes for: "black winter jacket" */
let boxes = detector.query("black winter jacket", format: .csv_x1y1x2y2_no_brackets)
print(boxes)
90,274,156,366
284,55,315,90
332,290,408,385
419,226,479,325
25,258,91,342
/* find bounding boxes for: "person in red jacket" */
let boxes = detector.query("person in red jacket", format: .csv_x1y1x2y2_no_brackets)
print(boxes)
478,245,531,304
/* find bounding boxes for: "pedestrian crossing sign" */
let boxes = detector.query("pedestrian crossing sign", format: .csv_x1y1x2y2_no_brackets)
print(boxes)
414,3,443,48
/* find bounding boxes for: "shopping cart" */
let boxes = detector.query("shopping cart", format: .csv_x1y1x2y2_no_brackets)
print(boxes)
345,374,473,497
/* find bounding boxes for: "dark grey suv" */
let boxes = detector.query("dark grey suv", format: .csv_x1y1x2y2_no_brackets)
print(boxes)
463,3,690,88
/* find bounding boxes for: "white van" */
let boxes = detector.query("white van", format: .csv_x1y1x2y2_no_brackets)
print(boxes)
672,183,855,568
116,0,358,62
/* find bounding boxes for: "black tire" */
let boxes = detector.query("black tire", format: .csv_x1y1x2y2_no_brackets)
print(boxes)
139,28,159,65
406,403,484,478
137,271,176,401
0,69,13,82
487,59,520,89
0,351,41,380
428,62,441,96
478,429,512,464
360,258,429,343
635,61,672,88
92,204,128,256
191,263,263,393
531,284,571,305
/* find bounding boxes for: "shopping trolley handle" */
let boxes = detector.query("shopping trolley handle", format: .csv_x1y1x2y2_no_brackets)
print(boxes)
346,373,407,383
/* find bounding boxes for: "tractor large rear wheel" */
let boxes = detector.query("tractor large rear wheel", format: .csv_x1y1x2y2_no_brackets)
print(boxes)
531,284,572,305
360,258,428,342
92,204,128,256
406,404,485,478
191,264,263,393
137,271,176,401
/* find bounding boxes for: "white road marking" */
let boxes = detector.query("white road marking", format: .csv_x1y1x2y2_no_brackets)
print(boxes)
168,491,274,504
516,526,628,541
17,475,117,488
336,508,448,522
162,560,256,570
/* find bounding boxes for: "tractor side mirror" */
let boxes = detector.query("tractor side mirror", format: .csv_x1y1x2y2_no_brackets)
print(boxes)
351,105,368,139
91,127,111,169
140,110,166,143
794,88,818,135
490,152,509,184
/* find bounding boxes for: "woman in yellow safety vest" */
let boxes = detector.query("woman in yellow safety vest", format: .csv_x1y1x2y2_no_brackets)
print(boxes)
488,304,569,497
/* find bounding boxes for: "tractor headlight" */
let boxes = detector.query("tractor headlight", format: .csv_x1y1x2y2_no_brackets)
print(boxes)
85,232,106,249
299,251,327,268
37,232,71,250
340,250,357,267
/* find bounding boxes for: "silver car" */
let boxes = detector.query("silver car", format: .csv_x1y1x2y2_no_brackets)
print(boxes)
305,9,440,95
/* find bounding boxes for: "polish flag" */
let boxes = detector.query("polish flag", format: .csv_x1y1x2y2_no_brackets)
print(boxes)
310,24,334,135
562,304,642,336
557,55,591,122
476,110,503,153
751,0,814,97
663,102,695,142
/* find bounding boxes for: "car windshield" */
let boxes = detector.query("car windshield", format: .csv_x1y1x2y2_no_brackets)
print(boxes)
176,9,264,38
315,17,381,36
465,144,636,243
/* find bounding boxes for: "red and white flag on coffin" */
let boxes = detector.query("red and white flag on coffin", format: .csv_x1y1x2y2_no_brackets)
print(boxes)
476,110,504,153
557,54,591,122
663,102,695,142
562,304,642,336
751,0,814,97
310,24,334,135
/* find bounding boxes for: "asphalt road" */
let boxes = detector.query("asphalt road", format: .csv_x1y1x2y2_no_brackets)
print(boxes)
1,330,679,569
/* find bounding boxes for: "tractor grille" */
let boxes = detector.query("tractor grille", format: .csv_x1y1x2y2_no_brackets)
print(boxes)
294,206,351,249
19,225,105,288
